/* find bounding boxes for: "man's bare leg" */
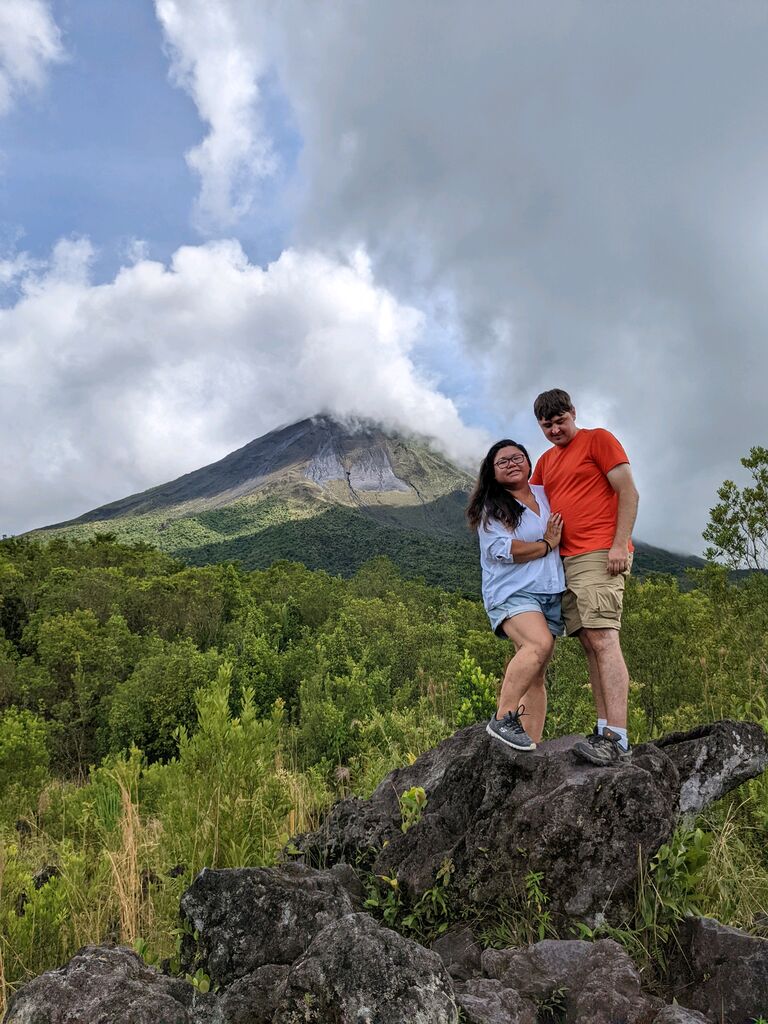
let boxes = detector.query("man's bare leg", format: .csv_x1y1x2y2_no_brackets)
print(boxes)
580,627,629,728
578,631,607,721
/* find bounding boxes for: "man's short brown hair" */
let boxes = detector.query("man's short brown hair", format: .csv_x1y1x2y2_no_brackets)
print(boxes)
534,388,574,421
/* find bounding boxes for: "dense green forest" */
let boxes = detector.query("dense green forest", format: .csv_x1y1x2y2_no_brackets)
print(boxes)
38,494,704,591
180,514,709,589
0,531,766,1010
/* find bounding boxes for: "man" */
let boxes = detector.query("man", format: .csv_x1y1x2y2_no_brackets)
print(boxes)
530,388,639,764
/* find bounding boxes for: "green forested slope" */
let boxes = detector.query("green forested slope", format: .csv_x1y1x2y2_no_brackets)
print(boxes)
37,495,703,591
0,535,766,1008
32,415,705,587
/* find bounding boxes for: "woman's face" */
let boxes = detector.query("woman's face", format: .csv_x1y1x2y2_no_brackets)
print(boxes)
492,445,528,488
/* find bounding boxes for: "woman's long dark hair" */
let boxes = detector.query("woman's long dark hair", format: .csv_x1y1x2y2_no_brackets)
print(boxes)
466,439,533,532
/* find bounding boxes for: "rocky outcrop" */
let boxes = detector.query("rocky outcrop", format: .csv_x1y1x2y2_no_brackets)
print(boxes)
293,720,768,926
212,964,290,1024
3,946,204,1024
6,722,768,1024
651,1008,711,1024
176,864,457,1022
9,928,738,1024
179,862,361,987
668,916,768,1023
454,978,537,1024
651,720,768,819
8,865,768,1024
432,926,483,982
482,938,662,1024
273,913,457,1023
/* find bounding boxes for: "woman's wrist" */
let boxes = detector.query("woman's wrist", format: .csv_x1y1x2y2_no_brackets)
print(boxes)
539,538,552,557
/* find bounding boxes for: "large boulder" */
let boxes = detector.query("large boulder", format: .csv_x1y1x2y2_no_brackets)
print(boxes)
210,964,291,1024
668,916,768,1023
482,938,661,1024
179,863,359,987
432,926,483,981
650,721,768,819
3,946,202,1024
651,1008,710,1024
272,912,458,1023
293,720,768,926
454,978,537,1024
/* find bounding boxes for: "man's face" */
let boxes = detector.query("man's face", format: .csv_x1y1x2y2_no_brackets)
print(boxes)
538,408,578,447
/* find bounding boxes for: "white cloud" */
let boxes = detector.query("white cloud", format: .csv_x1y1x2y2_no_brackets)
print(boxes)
0,239,487,534
0,251,40,286
154,0,276,232
150,0,768,554
0,0,63,116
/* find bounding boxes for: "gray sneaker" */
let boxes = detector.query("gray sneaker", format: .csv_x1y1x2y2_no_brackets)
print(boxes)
486,707,536,751
573,726,631,765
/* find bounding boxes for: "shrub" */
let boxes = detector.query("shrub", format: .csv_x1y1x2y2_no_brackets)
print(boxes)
0,708,49,821
144,663,291,873
455,652,497,726
108,641,223,762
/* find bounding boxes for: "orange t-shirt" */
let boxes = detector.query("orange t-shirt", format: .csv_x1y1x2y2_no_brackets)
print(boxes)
530,428,633,557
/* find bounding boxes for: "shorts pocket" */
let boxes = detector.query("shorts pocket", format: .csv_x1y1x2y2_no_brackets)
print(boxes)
592,586,622,616
578,584,624,627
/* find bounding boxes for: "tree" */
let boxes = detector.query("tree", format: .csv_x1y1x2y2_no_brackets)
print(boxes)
703,446,768,571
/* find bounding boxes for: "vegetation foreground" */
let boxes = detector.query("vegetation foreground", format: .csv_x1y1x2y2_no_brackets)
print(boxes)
0,535,766,1014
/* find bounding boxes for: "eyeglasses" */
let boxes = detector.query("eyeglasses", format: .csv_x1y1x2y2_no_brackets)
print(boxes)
494,454,526,468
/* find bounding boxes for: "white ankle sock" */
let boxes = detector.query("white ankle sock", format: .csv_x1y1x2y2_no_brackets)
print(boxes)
597,718,607,735
607,725,629,750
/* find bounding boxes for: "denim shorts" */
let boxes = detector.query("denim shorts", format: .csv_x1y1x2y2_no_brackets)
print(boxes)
488,591,565,638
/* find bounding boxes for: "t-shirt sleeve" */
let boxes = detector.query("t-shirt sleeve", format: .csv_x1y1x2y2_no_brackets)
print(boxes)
478,518,515,561
591,429,630,474
530,456,544,485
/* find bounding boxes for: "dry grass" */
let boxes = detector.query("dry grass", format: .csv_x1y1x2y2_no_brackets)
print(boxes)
700,802,768,929
103,771,145,946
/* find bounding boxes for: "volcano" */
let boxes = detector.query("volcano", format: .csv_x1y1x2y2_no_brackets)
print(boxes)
36,415,704,590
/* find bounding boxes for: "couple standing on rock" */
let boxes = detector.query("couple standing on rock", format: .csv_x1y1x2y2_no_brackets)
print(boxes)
466,388,639,765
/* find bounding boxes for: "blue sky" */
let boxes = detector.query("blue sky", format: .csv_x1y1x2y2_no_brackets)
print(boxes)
3,0,196,274
1,0,301,281
1,1,767,553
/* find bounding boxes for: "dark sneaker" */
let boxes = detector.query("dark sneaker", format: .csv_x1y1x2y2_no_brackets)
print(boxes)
573,726,631,765
486,706,536,751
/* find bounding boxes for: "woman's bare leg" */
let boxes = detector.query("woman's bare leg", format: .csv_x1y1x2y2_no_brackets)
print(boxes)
496,612,555,742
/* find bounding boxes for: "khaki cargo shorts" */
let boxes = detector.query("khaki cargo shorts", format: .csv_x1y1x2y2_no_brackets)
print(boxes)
561,549,633,636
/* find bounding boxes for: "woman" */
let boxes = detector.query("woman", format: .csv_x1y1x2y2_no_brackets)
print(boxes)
466,439,564,751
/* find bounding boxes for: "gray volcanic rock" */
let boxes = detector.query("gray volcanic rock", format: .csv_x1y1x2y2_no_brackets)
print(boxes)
212,964,291,1024
649,720,768,819
651,1008,710,1024
432,926,483,981
293,720,768,925
3,945,201,1024
347,445,410,492
273,912,457,1023
304,436,348,486
482,938,661,1024
179,863,359,988
454,978,537,1024
668,916,768,1022
482,938,595,991
305,435,410,493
